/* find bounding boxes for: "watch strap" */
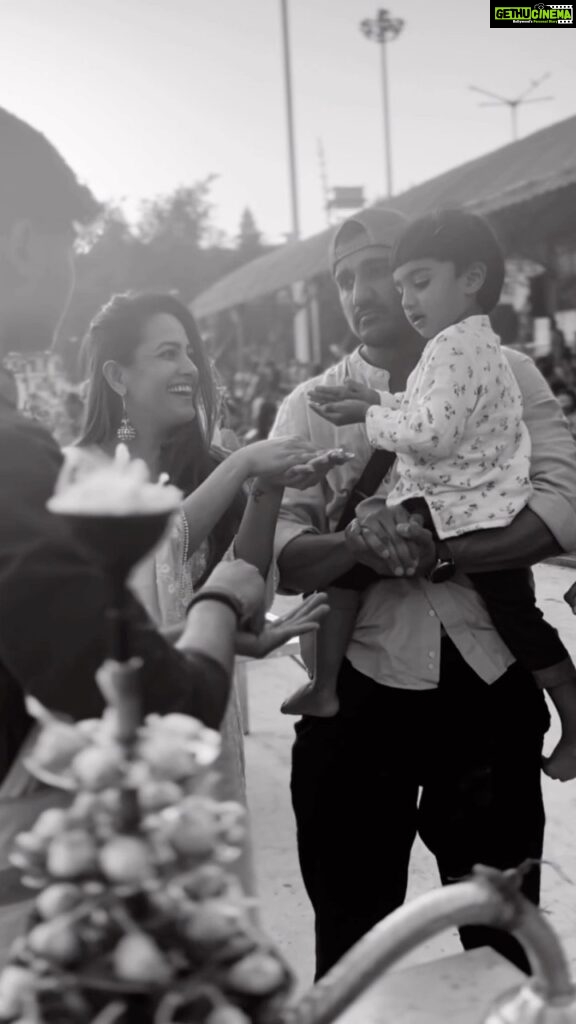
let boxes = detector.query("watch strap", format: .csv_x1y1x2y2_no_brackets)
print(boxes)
436,538,454,560
428,538,456,583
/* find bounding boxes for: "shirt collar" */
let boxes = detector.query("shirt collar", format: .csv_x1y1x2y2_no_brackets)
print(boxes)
347,345,391,389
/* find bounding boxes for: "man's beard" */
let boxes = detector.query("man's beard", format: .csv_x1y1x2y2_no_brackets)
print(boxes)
353,306,418,347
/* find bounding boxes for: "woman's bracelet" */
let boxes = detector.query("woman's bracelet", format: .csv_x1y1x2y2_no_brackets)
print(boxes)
186,588,245,622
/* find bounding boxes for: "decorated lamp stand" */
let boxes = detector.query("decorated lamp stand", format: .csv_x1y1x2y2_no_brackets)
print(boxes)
0,450,292,1024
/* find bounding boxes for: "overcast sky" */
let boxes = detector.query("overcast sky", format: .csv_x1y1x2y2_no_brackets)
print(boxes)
1,0,575,243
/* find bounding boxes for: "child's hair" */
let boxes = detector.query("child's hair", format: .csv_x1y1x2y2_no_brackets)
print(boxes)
391,208,505,313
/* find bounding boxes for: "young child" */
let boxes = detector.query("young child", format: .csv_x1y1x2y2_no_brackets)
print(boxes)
284,208,576,782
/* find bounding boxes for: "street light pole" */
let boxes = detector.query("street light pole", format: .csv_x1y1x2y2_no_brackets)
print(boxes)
469,74,553,143
511,103,518,142
379,35,393,200
361,8,405,199
280,0,300,240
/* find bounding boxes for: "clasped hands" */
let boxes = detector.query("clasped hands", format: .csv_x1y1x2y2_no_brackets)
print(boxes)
345,498,436,578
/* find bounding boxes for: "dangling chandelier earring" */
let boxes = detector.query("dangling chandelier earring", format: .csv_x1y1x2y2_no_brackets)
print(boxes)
117,394,136,444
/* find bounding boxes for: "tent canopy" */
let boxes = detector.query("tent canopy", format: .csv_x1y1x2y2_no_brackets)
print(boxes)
193,115,576,319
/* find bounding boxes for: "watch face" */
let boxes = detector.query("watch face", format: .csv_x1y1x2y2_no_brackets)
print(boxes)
431,559,454,584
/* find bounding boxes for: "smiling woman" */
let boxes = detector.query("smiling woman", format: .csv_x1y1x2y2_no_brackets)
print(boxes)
78,293,214,461
68,292,333,872
115,312,201,430
75,292,326,595
75,292,245,612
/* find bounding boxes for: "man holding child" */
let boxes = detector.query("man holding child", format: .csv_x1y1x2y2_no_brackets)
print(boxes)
272,207,576,979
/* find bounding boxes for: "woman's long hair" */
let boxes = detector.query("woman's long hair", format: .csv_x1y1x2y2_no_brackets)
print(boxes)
78,292,245,580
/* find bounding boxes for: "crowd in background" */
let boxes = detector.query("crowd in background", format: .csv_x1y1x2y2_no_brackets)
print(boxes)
533,321,576,437
217,356,327,444
10,348,332,449
10,319,576,451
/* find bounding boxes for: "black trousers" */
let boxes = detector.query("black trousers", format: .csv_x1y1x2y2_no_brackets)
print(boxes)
291,639,549,979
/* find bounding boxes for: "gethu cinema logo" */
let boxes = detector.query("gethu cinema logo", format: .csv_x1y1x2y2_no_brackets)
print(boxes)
494,5,572,18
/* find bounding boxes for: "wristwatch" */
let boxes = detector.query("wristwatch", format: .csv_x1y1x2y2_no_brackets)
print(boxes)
428,539,456,584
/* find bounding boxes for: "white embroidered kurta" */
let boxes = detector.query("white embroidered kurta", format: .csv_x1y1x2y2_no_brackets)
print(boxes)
365,315,533,539
61,447,246,806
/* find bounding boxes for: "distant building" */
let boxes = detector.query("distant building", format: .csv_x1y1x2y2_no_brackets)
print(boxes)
193,114,576,365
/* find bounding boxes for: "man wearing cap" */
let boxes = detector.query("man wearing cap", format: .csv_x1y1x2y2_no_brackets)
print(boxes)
271,208,576,978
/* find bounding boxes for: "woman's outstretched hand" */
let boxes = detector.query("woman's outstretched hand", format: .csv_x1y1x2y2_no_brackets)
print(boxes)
239,436,320,480
236,436,353,491
274,448,354,490
235,593,329,659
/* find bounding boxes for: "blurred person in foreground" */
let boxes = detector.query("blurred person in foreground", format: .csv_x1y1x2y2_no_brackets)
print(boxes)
0,108,327,957
270,207,576,978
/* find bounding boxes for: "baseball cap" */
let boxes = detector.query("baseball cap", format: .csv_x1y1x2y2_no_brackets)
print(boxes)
330,208,408,275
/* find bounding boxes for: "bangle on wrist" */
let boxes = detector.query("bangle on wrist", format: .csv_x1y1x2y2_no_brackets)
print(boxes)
186,588,244,622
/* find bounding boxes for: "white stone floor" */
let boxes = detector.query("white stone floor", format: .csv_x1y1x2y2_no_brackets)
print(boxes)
244,563,576,991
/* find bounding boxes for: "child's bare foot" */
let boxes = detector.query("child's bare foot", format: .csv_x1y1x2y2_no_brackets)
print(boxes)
281,683,340,718
542,736,576,781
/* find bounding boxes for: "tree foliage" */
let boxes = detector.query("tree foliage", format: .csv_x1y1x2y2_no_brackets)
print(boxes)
58,178,273,379
237,207,262,257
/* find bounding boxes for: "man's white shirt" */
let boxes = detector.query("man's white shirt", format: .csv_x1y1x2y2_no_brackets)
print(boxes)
271,346,576,691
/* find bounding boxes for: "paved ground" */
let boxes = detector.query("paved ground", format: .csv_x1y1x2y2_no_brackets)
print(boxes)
243,563,576,992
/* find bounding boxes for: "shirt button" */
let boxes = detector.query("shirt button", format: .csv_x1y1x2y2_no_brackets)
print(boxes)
428,650,435,658
428,610,435,617
428,663,434,672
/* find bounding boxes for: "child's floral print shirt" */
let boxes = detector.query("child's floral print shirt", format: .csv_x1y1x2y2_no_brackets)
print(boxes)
365,315,532,539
